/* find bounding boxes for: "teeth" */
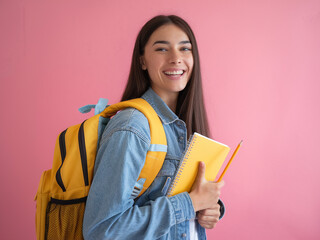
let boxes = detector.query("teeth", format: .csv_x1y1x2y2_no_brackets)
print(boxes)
164,70,184,75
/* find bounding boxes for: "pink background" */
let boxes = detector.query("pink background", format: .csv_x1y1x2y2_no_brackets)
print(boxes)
1,0,320,239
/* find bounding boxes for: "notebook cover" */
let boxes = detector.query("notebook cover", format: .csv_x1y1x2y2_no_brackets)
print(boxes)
167,133,230,197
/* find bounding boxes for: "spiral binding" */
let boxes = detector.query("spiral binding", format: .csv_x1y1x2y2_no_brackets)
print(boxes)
167,134,198,197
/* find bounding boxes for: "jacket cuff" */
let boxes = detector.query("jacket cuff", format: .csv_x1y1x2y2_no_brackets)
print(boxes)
218,199,225,219
168,192,196,224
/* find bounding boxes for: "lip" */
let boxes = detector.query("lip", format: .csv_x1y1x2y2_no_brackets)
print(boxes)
163,68,186,73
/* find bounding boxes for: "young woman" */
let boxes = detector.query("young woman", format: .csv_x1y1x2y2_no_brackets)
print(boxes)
83,15,225,240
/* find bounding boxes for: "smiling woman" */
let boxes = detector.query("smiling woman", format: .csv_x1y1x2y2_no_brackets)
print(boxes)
83,15,225,240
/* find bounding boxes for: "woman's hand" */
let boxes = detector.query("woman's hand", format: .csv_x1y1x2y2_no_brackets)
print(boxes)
197,204,220,229
188,161,225,212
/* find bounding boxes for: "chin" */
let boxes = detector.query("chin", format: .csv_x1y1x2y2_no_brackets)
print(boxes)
173,83,188,92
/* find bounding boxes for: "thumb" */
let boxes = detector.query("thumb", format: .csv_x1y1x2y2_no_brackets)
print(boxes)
194,161,206,185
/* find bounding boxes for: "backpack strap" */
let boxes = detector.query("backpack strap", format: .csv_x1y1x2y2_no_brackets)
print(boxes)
100,98,167,197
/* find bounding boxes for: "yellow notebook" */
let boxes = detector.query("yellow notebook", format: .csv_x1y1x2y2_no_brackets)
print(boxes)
167,132,231,197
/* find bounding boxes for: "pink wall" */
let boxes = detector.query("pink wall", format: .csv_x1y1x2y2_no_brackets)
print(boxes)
1,0,319,239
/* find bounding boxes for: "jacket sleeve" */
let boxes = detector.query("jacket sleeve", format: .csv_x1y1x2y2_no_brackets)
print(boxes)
83,129,196,240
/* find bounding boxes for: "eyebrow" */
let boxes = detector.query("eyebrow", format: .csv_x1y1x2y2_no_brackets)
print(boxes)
153,40,191,46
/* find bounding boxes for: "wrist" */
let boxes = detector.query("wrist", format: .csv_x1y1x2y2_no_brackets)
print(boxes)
188,192,200,212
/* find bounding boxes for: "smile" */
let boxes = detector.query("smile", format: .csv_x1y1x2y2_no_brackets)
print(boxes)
163,70,185,76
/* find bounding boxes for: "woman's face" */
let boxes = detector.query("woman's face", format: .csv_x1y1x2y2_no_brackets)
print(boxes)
141,24,194,101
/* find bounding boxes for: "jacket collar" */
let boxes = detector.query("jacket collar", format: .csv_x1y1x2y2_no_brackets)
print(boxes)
141,88,179,125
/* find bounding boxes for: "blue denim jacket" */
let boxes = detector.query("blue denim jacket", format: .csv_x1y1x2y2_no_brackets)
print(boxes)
83,88,224,240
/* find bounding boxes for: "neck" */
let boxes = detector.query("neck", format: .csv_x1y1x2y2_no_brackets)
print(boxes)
164,96,177,113
151,87,178,113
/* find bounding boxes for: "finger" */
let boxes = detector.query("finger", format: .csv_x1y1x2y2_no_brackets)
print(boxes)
198,219,209,228
198,211,220,221
194,161,206,185
198,214,218,222
212,180,225,188
198,217,219,224
199,207,220,215
198,219,218,229
198,206,220,216
218,180,225,188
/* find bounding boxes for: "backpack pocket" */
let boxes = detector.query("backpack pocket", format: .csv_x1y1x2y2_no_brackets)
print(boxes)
35,170,52,240
45,197,86,240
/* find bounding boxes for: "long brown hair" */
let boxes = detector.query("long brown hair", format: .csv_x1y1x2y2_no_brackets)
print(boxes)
121,15,210,137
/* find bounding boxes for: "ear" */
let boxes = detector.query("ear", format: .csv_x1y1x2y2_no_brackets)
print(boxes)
140,56,147,70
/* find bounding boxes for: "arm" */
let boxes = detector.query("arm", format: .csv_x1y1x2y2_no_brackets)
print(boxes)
83,129,196,240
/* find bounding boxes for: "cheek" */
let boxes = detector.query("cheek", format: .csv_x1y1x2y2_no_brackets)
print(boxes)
189,57,194,69
184,53,194,70
147,59,163,75
187,57,194,75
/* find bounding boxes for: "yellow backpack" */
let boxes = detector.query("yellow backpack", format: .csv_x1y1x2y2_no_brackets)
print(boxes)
35,98,167,240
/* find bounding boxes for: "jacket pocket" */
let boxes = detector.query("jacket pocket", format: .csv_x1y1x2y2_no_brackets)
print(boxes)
147,160,176,200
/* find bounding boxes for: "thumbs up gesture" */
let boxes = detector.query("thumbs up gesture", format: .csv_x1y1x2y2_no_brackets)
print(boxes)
189,162,225,229
189,161,225,212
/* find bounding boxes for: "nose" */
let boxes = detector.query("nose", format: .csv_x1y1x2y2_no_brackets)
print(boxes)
169,50,182,64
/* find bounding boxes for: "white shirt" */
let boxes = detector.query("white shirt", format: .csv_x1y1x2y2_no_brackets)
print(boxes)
190,218,199,240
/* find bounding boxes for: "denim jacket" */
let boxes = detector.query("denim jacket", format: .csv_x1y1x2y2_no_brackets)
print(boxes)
83,88,224,240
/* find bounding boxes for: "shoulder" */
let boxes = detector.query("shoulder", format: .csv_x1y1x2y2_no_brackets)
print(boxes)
102,107,151,144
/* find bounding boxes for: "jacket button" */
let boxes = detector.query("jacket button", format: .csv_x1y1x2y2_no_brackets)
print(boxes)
181,233,187,238
179,136,184,142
